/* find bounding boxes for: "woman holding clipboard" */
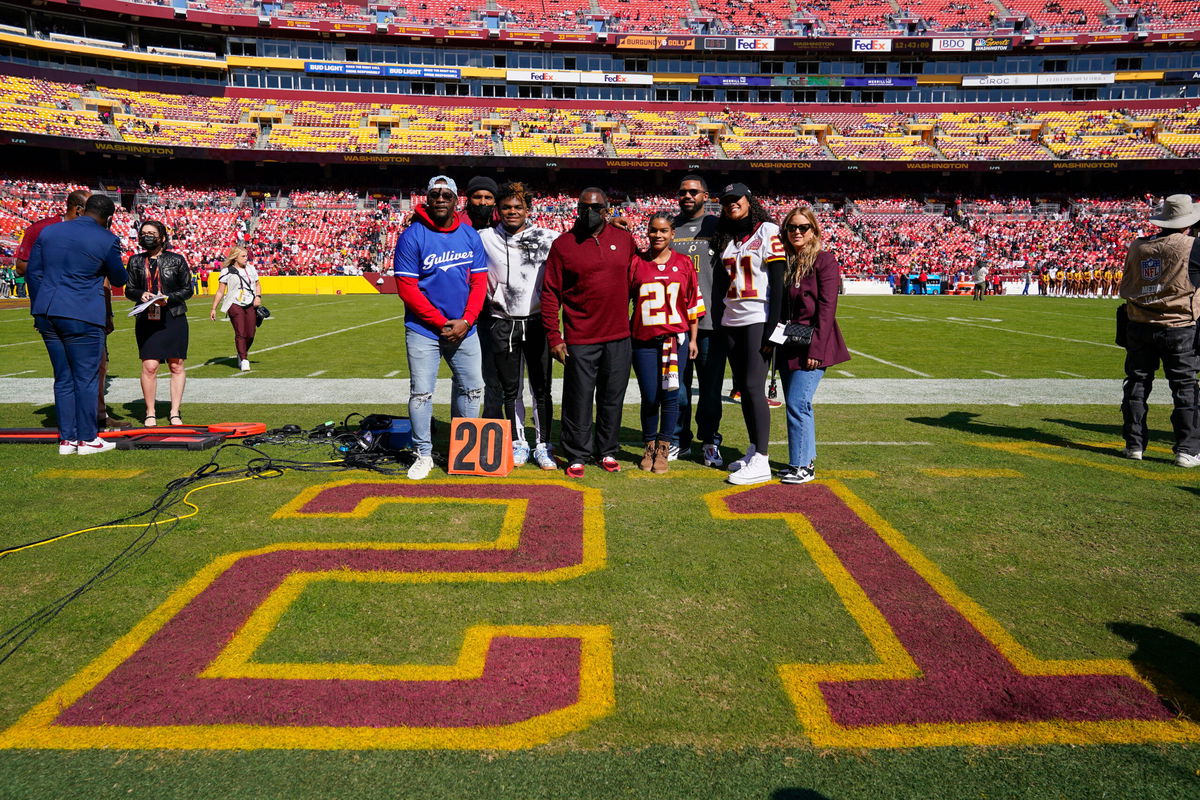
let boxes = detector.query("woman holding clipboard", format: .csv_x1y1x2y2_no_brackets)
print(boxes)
124,220,192,426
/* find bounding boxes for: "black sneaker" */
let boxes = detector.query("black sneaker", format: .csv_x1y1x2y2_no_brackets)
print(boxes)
781,464,815,485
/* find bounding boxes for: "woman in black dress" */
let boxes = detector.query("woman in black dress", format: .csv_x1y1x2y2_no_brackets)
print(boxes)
125,220,193,426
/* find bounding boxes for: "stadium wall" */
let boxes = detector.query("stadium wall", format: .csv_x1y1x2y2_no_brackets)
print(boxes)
213,275,391,295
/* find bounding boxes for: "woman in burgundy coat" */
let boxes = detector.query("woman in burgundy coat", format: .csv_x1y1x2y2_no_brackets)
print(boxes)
775,207,851,484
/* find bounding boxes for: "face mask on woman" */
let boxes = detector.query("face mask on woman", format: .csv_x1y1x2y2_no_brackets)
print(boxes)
139,234,160,251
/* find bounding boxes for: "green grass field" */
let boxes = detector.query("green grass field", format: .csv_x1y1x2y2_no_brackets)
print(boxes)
0,295,1197,799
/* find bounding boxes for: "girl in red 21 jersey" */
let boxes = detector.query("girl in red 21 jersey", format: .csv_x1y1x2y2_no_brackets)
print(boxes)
629,213,704,474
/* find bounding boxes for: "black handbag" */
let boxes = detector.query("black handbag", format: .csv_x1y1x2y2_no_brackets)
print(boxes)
782,322,814,346
781,280,815,346
255,305,271,327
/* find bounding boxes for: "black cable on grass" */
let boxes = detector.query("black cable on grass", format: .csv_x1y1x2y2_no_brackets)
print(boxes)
0,426,412,667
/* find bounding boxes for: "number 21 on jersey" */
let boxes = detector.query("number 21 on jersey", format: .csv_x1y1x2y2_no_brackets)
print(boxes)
638,281,683,326
723,255,760,300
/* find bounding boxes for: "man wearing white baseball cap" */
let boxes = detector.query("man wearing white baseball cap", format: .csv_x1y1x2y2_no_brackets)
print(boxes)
1117,193,1200,467
394,175,489,479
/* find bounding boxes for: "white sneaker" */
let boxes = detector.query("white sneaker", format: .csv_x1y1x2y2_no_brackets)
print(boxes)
407,454,434,480
727,452,771,485
239,359,251,371
512,441,530,466
76,437,116,455
667,444,690,462
532,443,556,470
1122,447,1143,461
727,444,757,472
702,443,723,468
1176,451,1200,468
58,439,78,455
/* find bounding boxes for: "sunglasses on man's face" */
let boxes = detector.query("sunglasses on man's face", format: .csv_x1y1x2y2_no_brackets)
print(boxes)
784,223,814,234
678,188,705,196
578,202,607,212
427,190,456,200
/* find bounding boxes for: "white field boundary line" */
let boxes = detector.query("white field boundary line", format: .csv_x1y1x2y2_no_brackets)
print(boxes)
187,314,406,371
769,440,933,446
846,348,931,377
0,339,40,348
0,369,34,377
842,302,1122,349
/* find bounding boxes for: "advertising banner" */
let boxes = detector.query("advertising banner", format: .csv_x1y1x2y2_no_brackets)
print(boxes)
972,36,1013,51
962,72,1114,88
389,25,436,36
1163,69,1200,83
844,76,917,87
506,69,580,83
579,72,654,85
735,37,775,51
932,37,973,52
852,38,893,52
698,75,774,87
305,62,461,80
507,69,652,85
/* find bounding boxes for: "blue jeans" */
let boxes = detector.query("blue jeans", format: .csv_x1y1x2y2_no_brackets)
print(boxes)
779,366,825,468
631,334,688,444
35,314,104,443
674,328,725,448
406,331,484,457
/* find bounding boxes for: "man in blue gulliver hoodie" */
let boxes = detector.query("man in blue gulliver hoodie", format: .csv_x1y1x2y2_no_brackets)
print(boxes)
394,175,489,479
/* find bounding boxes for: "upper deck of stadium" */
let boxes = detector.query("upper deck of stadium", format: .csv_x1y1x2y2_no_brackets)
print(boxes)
17,0,1200,40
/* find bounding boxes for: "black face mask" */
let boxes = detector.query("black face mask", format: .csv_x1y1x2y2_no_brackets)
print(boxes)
139,234,160,251
574,209,605,234
466,204,493,228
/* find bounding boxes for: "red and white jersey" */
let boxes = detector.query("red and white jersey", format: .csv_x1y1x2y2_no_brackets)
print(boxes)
719,221,783,327
629,249,704,340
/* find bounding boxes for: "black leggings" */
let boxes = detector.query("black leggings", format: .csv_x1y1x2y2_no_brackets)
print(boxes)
490,316,553,446
724,322,771,453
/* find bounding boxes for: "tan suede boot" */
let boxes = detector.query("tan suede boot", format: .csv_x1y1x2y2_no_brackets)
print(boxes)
652,439,670,474
639,441,656,471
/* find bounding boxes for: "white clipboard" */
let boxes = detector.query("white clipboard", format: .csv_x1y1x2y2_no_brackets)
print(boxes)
128,294,168,317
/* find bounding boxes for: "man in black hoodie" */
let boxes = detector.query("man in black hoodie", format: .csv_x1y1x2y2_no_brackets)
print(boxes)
465,175,504,420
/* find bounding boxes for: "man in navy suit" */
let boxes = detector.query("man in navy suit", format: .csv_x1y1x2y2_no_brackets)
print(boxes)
26,194,128,455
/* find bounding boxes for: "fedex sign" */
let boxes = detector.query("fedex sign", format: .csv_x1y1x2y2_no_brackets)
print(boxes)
852,38,893,52
735,37,775,51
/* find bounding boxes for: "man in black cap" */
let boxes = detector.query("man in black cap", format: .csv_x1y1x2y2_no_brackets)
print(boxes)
464,176,498,231
464,175,504,418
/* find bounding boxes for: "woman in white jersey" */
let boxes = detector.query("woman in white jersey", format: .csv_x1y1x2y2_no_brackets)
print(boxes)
710,183,785,485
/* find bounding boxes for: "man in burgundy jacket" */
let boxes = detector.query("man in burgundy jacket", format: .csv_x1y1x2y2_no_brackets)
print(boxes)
540,188,636,477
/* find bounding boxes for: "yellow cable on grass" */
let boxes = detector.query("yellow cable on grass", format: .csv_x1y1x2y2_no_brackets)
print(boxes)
0,472,274,559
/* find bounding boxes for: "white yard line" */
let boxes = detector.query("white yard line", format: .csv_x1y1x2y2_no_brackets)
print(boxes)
0,369,34,377
0,339,40,348
306,370,327,377
188,314,405,371
769,440,933,446
981,370,1009,378
250,315,405,354
384,370,401,378
835,370,855,377
842,303,1122,349
845,348,932,377
1056,370,1084,377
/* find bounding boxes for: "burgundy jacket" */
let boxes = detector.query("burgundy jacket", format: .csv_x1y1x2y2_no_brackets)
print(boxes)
778,249,850,371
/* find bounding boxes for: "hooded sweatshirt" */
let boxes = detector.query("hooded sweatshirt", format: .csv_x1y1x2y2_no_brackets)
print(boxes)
394,205,489,339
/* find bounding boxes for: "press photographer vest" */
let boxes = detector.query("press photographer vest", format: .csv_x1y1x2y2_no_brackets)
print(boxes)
1120,232,1200,327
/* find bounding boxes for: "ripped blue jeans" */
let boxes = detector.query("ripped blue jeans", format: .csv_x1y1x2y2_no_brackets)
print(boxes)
406,329,484,457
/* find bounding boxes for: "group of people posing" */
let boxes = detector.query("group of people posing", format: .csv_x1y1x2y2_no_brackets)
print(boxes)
18,190,266,453
396,173,848,485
